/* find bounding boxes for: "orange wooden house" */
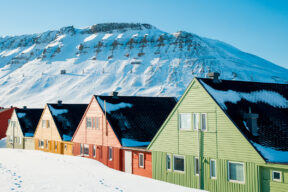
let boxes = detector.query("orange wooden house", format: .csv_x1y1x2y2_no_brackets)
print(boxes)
72,92,176,178
34,101,87,155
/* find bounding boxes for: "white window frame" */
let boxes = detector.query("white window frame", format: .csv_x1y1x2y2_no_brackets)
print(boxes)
96,117,100,129
109,147,113,161
139,153,144,168
84,144,89,156
166,154,172,171
210,159,216,179
86,117,92,129
179,113,191,130
173,155,185,173
272,171,282,182
40,140,44,149
195,157,199,176
47,120,50,128
193,113,200,131
80,144,83,155
201,113,207,131
42,120,46,128
93,145,96,157
228,161,245,184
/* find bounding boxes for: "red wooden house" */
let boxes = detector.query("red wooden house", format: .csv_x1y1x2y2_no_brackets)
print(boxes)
72,92,176,178
0,107,16,140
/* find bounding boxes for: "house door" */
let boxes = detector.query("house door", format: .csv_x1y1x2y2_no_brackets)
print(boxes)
260,167,270,192
125,151,132,174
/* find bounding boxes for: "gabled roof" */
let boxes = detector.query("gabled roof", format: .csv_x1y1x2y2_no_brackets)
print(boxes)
0,107,16,139
197,77,288,164
95,95,177,147
47,103,88,141
15,108,43,137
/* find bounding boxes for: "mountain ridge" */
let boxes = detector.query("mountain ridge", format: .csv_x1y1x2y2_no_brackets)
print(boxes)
0,22,287,107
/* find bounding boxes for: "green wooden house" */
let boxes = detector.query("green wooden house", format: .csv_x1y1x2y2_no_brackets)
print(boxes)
148,74,288,192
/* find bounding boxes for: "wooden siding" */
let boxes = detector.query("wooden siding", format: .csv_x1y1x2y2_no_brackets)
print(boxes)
6,110,24,149
147,79,288,191
34,105,62,154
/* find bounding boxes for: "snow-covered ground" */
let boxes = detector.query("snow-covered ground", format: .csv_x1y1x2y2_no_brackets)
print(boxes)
0,146,204,192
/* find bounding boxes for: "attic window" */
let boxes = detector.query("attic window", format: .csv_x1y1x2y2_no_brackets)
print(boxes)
86,117,92,129
179,113,191,130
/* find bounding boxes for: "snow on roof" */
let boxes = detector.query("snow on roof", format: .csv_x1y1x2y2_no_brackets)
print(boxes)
63,134,72,141
84,34,97,42
121,138,150,147
251,141,288,163
17,112,26,118
49,105,69,116
117,34,123,39
102,33,113,40
96,97,133,114
25,133,34,137
201,80,288,110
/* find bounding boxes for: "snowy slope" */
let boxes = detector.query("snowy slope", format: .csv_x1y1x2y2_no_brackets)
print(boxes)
0,148,205,192
0,23,287,107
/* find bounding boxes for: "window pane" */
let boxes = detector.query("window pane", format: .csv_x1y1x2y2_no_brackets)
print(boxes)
193,113,200,130
109,147,113,160
229,162,244,182
84,144,89,155
273,171,281,180
174,156,184,172
86,117,92,128
179,113,191,130
201,114,207,131
195,158,199,175
93,145,96,157
210,160,216,178
42,120,46,128
139,154,144,167
167,155,171,170
96,117,99,129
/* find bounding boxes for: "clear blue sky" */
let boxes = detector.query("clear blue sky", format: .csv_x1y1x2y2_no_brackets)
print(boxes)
0,0,287,68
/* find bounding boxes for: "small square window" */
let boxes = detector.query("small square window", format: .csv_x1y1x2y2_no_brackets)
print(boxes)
139,153,144,168
173,155,185,172
272,171,281,182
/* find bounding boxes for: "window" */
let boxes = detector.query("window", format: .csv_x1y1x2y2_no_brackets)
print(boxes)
210,159,216,179
228,162,245,183
96,117,100,129
19,137,22,144
193,113,200,130
46,140,48,149
84,144,89,156
38,140,40,147
42,120,50,128
40,140,44,149
167,154,171,171
55,142,57,151
195,157,200,176
109,147,113,161
93,145,96,157
9,136,13,144
179,113,191,130
42,120,46,128
201,113,207,131
64,144,67,151
86,117,92,129
80,144,83,155
272,171,281,182
92,118,95,129
173,155,185,172
139,153,144,168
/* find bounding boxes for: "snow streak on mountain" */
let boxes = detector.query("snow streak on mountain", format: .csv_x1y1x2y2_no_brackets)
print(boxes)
0,23,287,107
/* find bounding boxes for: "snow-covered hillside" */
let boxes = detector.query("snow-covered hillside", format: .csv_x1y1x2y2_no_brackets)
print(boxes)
0,148,204,192
0,23,287,107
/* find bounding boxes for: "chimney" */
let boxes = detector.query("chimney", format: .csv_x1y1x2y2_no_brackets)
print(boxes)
23,106,27,110
208,72,221,83
110,91,118,98
57,100,63,106
243,107,259,136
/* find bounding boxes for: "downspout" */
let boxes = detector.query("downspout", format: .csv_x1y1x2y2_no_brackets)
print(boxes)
198,115,201,189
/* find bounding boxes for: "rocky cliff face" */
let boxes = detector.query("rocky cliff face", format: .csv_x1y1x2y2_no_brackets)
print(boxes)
0,23,287,107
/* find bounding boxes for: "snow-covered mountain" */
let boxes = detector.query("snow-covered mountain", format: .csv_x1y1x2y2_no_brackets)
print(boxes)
0,23,287,107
